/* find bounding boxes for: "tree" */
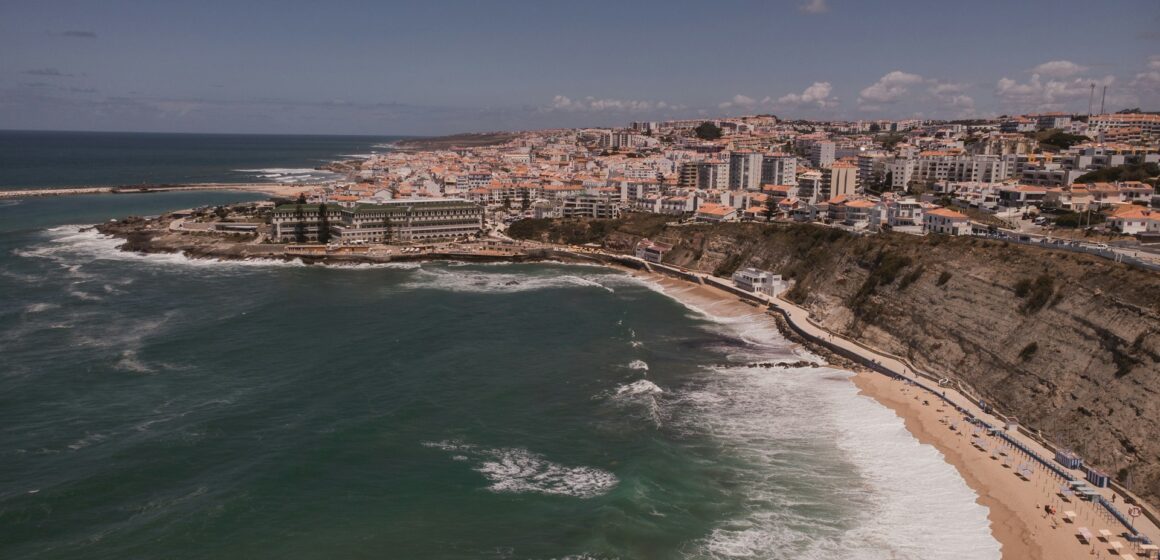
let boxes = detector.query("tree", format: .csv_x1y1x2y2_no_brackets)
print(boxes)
763,196,777,222
317,203,331,244
296,193,307,205
868,123,881,133
520,190,530,212
1074,162,1160,185
293,204,306,243
503,196,512,210
382,211,392,244
694,121,722,140
1037,129,1087,151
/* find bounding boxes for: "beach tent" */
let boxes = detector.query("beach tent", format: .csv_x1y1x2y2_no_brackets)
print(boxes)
1056,449,1083,469
1086,467,1111,488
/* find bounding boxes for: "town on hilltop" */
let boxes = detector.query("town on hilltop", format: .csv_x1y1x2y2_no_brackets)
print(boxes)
184,112,1160,266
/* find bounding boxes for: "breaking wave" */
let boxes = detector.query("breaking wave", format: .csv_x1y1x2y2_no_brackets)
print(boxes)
423,441,618,498
651,288,999,559
403,267,626,294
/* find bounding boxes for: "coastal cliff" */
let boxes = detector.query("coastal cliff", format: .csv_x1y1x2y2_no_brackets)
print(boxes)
512,215,1160,508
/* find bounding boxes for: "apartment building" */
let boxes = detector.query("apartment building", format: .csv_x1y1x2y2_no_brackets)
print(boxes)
890,153,1008,189
561,194,619,219
807,141,836,168
696,160,729,190
729,151,764,191
1089,113,1160,138
760,153,797,186
825,161,858,198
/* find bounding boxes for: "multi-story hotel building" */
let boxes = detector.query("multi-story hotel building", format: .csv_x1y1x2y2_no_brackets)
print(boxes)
271,199,483,244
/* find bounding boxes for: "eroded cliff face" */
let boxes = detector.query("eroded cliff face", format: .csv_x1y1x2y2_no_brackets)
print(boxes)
523,218,1160,506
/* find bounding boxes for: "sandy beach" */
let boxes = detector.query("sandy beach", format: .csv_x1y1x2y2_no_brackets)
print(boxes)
631,267,1151,560
0,183,308,200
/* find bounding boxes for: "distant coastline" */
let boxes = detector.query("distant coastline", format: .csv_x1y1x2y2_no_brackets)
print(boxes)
0,183,308,200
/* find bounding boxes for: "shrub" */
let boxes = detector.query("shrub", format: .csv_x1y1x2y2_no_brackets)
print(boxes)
1019,342,1039,361
898,265,926,290
713,253,746,277
1013,274,1055,313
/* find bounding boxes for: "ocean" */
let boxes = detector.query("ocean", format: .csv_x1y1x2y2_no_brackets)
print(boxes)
0,130,403,189
0,135,1001,559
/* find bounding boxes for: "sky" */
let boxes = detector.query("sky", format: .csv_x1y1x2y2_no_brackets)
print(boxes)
1,0,1159,135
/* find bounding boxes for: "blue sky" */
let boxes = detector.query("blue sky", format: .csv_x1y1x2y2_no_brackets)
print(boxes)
1,0,1158,135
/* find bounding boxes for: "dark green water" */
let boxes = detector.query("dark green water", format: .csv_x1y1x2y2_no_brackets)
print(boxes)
0,194,999,559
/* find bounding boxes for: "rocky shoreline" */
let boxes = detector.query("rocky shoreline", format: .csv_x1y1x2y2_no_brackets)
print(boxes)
91,215,589,267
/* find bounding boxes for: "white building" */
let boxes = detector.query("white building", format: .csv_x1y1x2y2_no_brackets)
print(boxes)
760,153,798,186
697,161,729,190
729,151,764,191
808,141,836,168
923,207,969,235
825,162,858,198
272,199,484,244
731,268,783,296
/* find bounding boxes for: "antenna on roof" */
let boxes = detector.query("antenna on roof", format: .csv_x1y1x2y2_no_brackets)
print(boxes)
1099,86,1107,115
1087,83,1095,117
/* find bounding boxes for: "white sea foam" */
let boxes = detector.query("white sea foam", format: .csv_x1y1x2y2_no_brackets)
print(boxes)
18,226,309,270
613,379,663,398
607,380,667,427
652,313,999,559
67,432,108,451
423,441,618,499
475,448,618,498
403,267,626,294
115,349,154,374
234,167,340,183
626,359,649,371
23,303,59,313
234,167,328,175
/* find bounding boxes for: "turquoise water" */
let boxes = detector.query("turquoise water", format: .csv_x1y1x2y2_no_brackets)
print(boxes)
0,130,402,189
0,194,1000,559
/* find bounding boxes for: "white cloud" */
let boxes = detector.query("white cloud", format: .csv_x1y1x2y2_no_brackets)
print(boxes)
799,0,829,14
719,84,839,112
1128,55,1160,106
994,73,1115,111
549,95,681,112
1030,60,1088,78
718,94,757,109
858,71,924,104
775,81,839,108
926,81,975,115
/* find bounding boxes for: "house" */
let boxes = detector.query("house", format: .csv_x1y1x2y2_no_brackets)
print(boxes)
1107,206,1160,235
742,205,771,221
695,203,738,223
635,239,673,263
923,207,970,235
997,185,1048,208
842,199,877,226
731,268,783,296
885,197,924,227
